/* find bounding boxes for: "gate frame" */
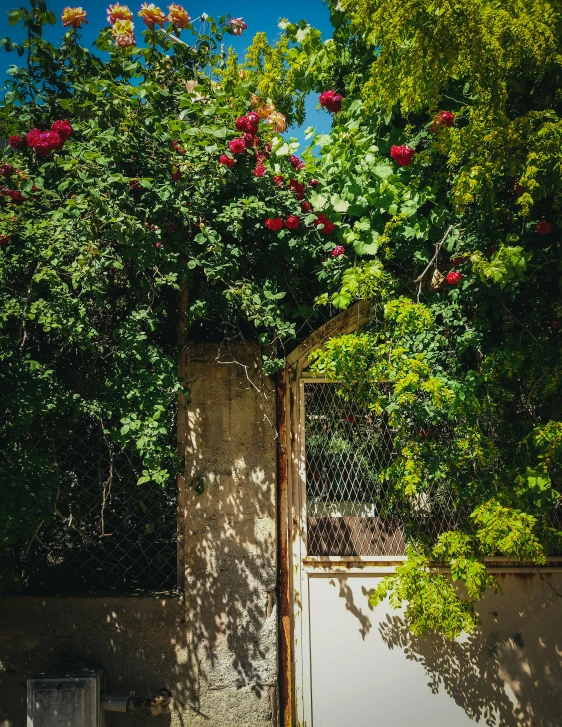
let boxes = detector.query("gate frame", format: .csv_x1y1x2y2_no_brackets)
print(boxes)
278,301,374,727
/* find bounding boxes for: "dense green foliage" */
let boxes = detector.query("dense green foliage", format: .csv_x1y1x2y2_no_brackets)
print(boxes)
0,1,330,588
245,0,562,636
1,0,561,637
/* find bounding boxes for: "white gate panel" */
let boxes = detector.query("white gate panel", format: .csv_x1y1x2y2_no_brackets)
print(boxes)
308,574,479,727
284,341,562,727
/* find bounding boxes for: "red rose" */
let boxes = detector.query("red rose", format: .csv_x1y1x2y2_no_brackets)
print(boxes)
168,222,177,233
390,145,415,167
290,179,306,200
219,154,235,168
34,131,63,156
309,178,320,187
8,135,27,150
173,140,186,155
52,119,73,141
25,129,42,148
315,214,335,235
536,220,552,235
446,271,463,285
285,215,300,230
252,164,267,177
290,155,304,170
129,176,141,190
155,242,163,249
301,201,312,213
2,189,25,204
331,245,345,257
552,321,560,330
235,116,250,132
0,235,11,246
171,168,183,180
229,138,246,154
265,217,283,232
273,175,284,188
247,112,259,131
243,132,257,147
0,165,15,178
319,90,343,113
431,110,455,132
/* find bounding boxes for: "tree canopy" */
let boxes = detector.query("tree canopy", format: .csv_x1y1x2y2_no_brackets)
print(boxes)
254,0,562,636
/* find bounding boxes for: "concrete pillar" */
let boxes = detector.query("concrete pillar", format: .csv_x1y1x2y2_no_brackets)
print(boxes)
182,342,278,727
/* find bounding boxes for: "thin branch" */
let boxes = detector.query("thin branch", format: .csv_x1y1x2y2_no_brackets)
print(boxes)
501,303,539,345
54,508,97,546
414,225,454,303
533,566,562,598
25,520,45,557
214,350,278,437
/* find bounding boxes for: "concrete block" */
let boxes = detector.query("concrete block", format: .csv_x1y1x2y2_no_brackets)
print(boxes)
27,671,103,727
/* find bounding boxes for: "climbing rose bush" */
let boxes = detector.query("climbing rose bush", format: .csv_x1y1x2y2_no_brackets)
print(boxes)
0,0,337,591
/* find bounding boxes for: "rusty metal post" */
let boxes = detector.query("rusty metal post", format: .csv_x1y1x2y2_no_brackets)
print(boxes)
276,366,293,727
176,281,189,593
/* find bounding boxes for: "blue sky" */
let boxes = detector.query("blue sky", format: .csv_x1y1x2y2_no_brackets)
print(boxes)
0,0,334,147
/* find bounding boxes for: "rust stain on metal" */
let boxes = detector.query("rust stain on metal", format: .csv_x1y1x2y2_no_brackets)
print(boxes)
277,366,293,727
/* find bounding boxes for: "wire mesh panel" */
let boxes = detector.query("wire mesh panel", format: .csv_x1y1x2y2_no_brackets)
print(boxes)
18,419,178,595
304,382,464,556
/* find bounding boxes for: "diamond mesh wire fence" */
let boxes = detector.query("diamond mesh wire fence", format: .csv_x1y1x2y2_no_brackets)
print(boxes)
304,382,562,557
17,418,178,595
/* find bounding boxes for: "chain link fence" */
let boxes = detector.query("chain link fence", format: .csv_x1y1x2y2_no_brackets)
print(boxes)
304,382,562,557
17,418,178,595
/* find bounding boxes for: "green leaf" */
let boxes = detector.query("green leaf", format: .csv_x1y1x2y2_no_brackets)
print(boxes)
311,192,328,210
371,162,394,179
331,194,350,213
8,9,25,26
190,475,205,495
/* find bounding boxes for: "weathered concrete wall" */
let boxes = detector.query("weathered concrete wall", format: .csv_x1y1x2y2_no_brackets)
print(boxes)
0,342,279,727
0,596,185,727
182,343,278,727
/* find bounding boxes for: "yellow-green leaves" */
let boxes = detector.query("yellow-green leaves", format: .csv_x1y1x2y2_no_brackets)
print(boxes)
470,245,528,287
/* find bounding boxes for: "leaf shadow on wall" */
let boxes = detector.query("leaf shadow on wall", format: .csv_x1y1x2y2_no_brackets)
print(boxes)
375,572,562,727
